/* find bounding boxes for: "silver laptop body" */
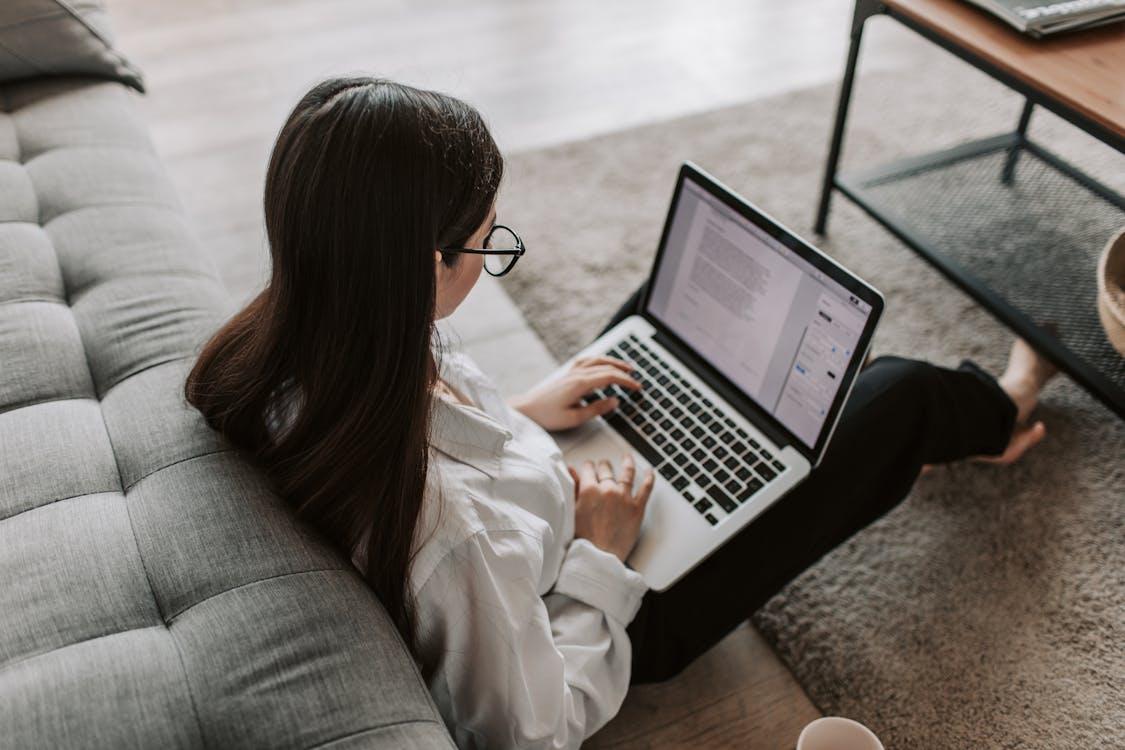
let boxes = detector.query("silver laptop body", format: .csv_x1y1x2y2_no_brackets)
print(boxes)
550,163,884,591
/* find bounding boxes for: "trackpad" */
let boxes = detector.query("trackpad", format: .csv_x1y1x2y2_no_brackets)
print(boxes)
561,423,656,479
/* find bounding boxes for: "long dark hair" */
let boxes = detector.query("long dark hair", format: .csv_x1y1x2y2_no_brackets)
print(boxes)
185,77,503,654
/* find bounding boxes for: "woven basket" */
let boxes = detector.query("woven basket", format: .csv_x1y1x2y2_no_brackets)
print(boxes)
1098,229,1125,357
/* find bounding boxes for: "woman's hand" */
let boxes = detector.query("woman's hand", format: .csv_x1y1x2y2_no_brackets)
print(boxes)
509,356,641,431
569,454,655,562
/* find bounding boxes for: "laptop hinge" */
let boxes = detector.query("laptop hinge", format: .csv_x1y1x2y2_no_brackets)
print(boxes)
651,328,795,453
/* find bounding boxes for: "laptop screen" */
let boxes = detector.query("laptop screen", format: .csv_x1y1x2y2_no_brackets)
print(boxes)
646,175,874,450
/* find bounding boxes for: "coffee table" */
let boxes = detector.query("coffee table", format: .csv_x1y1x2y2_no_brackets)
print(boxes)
814,0,1125,418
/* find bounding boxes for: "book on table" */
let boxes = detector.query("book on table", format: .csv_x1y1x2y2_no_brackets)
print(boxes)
961,0,1125,37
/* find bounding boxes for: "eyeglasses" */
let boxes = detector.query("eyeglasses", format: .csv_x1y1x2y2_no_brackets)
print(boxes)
441,224,525,277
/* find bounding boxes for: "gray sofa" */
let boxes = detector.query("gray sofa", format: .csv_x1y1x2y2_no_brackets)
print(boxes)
0,6,453,749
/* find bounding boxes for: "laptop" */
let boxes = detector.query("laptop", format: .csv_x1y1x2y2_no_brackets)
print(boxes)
550,162,884,591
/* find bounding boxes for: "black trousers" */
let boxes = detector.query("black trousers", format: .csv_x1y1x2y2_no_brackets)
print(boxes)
598,285,1018,684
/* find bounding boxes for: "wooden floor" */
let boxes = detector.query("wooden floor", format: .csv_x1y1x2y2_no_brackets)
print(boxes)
105,1,928,746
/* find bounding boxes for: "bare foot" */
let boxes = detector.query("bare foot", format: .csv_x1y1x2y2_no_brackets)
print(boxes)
998,337,1058,425
973,338,1058,465
920,338,1057,474
974,420,1047,465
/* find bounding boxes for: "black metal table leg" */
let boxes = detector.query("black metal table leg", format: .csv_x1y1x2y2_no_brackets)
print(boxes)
1001,99,1035,184
814,0,883,235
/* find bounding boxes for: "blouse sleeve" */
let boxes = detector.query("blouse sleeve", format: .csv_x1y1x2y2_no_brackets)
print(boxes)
416,527,648,750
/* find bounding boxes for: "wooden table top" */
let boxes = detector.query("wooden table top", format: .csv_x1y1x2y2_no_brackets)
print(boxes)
883,0,1125,143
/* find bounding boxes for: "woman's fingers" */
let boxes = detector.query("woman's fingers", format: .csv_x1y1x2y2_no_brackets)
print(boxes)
619,453,636,488
596,459,615,483
634,468,656,507
572,367,641,396
579,460,598,487
567,396,619,428
573,356,635,374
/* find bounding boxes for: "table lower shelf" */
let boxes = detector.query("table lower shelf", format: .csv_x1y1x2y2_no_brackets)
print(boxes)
836,133,1125,418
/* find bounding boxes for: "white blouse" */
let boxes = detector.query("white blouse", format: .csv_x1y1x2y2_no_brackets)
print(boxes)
384,349,650,749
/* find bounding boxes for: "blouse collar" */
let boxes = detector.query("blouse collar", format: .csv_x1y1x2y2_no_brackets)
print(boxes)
429,351,513,479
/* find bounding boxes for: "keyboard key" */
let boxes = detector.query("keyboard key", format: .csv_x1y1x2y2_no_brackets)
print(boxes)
670,428,685,440
702,458,718,473
670,407,684,419
682,438,696,451
723,418,737,430
705,486,738,513
724,480,742,495
702,398,713,408
673,452,688,466
684,491,696,502
714,469,730,484
736,428,748,439
691,427,705,439
653,433,666,446
738,478,764,503
641,423,655,436
760,448,773,460
691,448,707,462
684,463,701,477
714,446,729,460
659,418,674,431
749,438,760,449
694,499,712,513
659,396,673,409
672,476,689,491
662,443,676,456
687,403,701,415
659,463,678,481
771,460,785,472
723,456,740,471
656,375,670,386
756,463,777,481
708,421,723,434
704,513,718,526
603,413,664,467
698,412,713,425
697,475,713,489
735,466,752,481
702,435,717,449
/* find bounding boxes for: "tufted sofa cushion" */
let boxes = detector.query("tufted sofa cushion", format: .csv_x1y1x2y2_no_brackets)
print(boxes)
0,77,453,748
0,1,144,92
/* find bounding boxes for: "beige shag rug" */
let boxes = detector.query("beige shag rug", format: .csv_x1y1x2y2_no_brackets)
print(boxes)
499,46,1125,750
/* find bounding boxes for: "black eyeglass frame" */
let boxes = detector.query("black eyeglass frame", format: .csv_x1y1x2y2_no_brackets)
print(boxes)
441,224,526,277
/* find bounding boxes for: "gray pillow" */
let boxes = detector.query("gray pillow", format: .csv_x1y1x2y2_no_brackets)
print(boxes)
0,0,144,93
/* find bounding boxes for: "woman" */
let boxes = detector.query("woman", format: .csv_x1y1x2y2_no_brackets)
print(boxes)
186,77,1056,749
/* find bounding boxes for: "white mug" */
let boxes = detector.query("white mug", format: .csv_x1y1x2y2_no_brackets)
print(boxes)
796,717,885,750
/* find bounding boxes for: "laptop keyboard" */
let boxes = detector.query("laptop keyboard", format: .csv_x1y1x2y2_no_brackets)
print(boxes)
584,333,788,526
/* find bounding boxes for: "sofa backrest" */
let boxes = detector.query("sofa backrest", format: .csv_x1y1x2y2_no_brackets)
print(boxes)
0,74,452,749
